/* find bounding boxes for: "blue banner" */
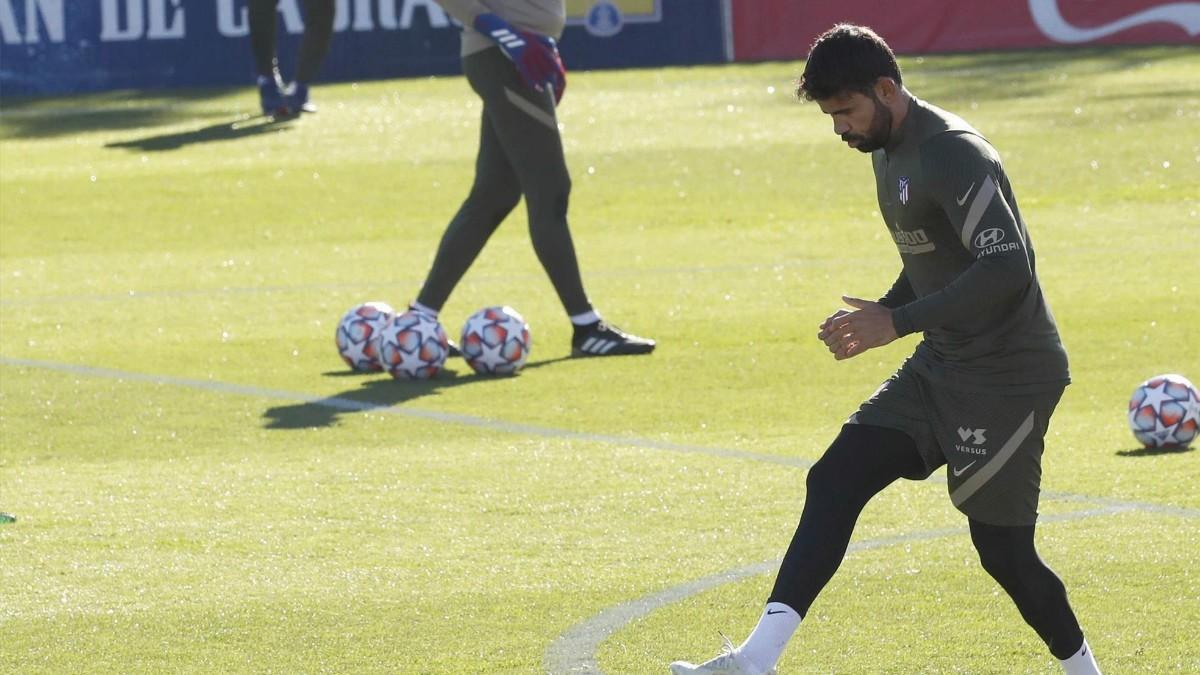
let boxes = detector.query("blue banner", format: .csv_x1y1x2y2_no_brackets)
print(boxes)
0,0,727,96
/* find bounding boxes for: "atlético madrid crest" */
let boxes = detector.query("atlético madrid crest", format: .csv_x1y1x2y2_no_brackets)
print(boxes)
898,176,910,205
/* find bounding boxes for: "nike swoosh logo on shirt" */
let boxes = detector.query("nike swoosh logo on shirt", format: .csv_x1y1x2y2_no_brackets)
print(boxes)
956,182,976,206
952,460,976,477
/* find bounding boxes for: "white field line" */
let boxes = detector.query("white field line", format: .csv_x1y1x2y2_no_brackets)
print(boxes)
0,356,814,470
542,506,1137,675
3,243,1193,308
2,356,1195,674
0,259,833,308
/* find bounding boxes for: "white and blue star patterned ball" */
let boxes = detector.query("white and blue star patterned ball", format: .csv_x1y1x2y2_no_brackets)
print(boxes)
461,306,531,375
377,309,450,380
1128,373,1199,449
335,301,394,372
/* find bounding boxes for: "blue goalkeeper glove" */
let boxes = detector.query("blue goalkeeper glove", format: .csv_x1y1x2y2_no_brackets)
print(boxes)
473,13,566,103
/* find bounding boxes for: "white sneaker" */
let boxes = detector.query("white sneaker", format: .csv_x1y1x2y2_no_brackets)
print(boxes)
669,636,776,675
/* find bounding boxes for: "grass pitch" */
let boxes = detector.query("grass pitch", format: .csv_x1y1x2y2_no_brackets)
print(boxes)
1,46,1198,673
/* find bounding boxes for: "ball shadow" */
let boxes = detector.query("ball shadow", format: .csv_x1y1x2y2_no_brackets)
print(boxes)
263,356,573,429
1115,445,1194,457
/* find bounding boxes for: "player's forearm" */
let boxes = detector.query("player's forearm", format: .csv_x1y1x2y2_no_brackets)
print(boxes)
891,253,1031,336
877,272,916,309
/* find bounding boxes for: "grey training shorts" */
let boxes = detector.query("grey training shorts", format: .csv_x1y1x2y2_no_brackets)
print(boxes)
848,361,1064,526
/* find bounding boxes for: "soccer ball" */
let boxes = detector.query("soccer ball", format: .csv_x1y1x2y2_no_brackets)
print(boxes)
460,306,532,375
377,310,450,380
335,301,394,372
1128,373,1200,449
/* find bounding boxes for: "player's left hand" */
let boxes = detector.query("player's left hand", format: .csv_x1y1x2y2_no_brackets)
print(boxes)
535,35,567,104
474,13,566,103
820,296,898,360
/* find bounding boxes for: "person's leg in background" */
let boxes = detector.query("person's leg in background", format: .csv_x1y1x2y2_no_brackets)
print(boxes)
248,0,288,116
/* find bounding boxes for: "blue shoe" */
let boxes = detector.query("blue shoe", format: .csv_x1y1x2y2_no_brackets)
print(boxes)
287,82,317,114
258,75,291,117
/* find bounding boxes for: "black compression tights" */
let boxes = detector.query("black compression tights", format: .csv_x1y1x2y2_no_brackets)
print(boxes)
249,0,335,82
768,424,923,616
969,520,1084,659
768,424,1083,659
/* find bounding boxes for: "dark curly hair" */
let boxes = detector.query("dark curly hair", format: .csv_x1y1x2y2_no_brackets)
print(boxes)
797,24,902,101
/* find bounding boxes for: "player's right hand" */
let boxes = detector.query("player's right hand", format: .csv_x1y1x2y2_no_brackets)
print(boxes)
474,13,566,102
818,308,853,343
821,296,898,360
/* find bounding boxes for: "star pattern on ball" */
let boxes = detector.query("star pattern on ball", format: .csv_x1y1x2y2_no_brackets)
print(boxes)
1138,380,1177,414
336,302,393,372
461,307,530,375
1129,375,1200,449
378,311,447,379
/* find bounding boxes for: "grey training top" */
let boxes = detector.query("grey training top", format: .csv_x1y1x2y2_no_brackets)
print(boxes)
436,0,566,56
873,96,1070,394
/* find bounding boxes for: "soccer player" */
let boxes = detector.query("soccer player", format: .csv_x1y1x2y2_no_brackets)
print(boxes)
670,25,1100,675
249,0,335,116
417,0,656,357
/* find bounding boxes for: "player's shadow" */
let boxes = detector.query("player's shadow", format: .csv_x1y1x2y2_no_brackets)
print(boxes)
1116,445,1194,457
262,356,572,429
0,88,242,139
104,115,294,152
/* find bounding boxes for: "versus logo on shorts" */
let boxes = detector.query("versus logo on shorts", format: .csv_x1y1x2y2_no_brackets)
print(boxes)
955,426,988,455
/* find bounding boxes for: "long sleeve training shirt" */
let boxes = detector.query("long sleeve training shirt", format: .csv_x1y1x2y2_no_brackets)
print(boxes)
872,97,1069,394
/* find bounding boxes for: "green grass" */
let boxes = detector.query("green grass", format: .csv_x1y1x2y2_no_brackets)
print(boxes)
2,46,1198,673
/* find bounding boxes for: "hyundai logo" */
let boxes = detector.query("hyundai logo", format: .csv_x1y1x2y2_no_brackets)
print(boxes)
974,228,1006,248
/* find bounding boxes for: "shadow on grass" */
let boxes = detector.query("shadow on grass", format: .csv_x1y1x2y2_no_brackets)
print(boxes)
0,87,245,139
905,45,1199,104
263,356,574,429
1116,445,1195,457
104,115,294,151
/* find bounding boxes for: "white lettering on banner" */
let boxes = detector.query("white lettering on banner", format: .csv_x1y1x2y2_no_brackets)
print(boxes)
1030,0,1200,43
147,0,184,40
0,1,21,44
333,0,348,31
334,0,373,31
355,0,373,30
31,0,61,42
1,0,459,47
278,0,304,33
388,0,450,30
100,0,182,42
336,0,452,32
0,0,64,44
216,0,247,37
218,0,302,35
100,0,142,41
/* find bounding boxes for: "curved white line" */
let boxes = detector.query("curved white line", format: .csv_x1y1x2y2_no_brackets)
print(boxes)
2,356,1196,675
1029,0,1200,43
0,355,814,470
544,506,1144,674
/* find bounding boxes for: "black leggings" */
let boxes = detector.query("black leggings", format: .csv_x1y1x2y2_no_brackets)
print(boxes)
417,48,590,316
768,424,1084,659
249,0,335,83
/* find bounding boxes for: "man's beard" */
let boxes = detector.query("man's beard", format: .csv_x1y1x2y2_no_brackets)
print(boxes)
841,96,893,153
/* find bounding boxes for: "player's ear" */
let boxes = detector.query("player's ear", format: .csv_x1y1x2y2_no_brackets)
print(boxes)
874,77,897,103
